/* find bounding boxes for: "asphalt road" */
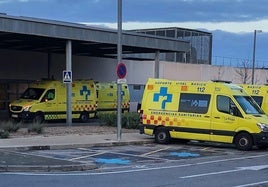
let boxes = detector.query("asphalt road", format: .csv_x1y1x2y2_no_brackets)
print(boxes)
1,142,268,187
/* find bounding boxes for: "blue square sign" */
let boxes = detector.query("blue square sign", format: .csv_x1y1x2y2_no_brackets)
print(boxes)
63,70,72,83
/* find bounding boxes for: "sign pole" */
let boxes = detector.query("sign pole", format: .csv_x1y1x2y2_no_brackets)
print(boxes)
117,0,122,141
66,40,72,127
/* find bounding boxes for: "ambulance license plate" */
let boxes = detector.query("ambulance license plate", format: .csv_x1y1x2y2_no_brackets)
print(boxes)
12,114,18,118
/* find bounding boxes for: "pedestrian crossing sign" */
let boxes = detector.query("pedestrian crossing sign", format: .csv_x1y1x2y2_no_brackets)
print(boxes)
63,70,72,83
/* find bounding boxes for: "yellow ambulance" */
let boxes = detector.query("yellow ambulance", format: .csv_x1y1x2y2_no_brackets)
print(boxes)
9,80,97,123
96,82,130,113
139,78,268,150
239,84,268,114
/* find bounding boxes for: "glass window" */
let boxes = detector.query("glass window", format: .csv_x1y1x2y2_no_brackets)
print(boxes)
251,96,263,107
133,85,141,90
42,89,55,102
20,88,45,100
178,93,211,114
234,95,264,114
217,95,241,117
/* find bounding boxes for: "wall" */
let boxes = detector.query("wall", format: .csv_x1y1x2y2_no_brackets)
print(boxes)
0,49,48,80
0,49,154,84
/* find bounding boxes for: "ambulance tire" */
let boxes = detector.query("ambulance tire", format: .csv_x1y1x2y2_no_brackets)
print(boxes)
155,127,170,144
33,113,44,124
234,132,253,151
80,112,89,123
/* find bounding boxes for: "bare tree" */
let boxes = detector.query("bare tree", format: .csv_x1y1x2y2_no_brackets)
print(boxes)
235,60,251,84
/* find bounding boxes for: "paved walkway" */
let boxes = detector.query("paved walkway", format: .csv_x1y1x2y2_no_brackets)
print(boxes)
0,132,154,172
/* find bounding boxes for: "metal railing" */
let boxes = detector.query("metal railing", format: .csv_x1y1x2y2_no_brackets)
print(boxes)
212,56,268,68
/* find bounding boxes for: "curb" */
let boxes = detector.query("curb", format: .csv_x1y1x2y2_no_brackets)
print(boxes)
11,139,154,151
0,164,97,172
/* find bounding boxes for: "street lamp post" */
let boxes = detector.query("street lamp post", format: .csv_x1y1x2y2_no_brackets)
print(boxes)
251,29,262,84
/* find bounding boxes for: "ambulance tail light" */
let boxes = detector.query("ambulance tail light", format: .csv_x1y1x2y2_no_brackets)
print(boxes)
138,109,144,123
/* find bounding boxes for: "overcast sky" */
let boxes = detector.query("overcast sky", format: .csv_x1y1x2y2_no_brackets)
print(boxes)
1,0,268,66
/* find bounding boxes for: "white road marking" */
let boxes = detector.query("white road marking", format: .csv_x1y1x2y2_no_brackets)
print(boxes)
109,150,173,161
180,165,268,179
141,147,170,156
180,169,241,179
232,181,268,187
69,151,107,161
237,165,268,171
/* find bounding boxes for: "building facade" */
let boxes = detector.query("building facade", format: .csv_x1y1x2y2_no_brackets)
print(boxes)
131,27,212,65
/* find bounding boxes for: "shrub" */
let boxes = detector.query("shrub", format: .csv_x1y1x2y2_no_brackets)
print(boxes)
97,112,117,127
121,112,140,129
28,123,43,134
0,120,22,133
98,112,140,129
0,129,9,139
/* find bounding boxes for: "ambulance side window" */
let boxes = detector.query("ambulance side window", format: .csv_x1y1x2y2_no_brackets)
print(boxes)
178,93,211,114
42,89,55,102
217,95,242,117
251,96,263,107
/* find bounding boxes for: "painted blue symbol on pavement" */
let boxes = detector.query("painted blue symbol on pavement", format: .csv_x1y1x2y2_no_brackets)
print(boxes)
95,158,130,165
153,87,172,109
80,85,90,100
170,152,200,158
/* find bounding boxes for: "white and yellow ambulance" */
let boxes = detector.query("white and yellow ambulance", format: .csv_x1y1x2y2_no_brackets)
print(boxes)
96,82,130,113
9,80,97,123
139,78,268,150
239,84,268,114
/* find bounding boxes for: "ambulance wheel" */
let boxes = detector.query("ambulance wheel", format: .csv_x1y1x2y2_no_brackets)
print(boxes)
155,127,170,144
33,113,44,124
80,112,89,123
234,132,253,151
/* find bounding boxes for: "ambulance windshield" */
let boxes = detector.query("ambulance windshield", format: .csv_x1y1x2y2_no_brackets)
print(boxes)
234,95,264,115
20,88,45,100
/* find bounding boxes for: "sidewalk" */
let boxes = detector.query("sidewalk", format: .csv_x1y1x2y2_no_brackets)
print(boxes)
0,132,153,150
0,132,154,172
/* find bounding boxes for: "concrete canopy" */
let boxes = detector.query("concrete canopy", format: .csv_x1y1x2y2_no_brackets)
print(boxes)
0,14,190,60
